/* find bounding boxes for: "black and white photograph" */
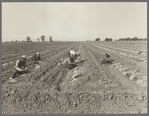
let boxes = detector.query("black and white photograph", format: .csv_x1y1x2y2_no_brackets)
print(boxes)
1,2,147,114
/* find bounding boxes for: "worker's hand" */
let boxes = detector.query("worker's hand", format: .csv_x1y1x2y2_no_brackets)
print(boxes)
38,61,42,64
75,60,78,63
70,62,75,65
25,67,28,71
58,62,61,66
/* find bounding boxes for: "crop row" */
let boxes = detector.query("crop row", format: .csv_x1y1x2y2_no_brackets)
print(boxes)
84,43,122,90
88,43,147,63
2,42,75,70
85,43,147,88
1,43,80,84
2,42,74,64
90,41,147,52
2,42,71,53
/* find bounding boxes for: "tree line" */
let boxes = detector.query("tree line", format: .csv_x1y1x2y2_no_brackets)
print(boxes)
95,37,147,41
118,37,147,41
95,38,112,41
11,35,53,42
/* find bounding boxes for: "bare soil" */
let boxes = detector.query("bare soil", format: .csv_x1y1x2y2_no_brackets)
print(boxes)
2,42,147,114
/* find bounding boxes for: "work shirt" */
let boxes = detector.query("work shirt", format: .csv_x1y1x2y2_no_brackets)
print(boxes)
100,57,113,64
69,50,79,63
69,54,78,63
32,54,41,62
15,59,26,70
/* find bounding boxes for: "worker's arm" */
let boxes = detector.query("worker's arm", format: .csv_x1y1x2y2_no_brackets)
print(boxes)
37,61,42,63
107,59,114,64
75,59,87,65
63,58,70,65
15,60,24,71
24,62,29,71
38,56,41,61
100,59,106,64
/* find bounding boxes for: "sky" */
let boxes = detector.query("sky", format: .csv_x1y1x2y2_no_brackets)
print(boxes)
2,2,147,42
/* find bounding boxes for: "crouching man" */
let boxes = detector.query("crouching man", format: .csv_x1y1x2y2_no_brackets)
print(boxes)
100,53,114,65
61,50,81,69
9,55,29,83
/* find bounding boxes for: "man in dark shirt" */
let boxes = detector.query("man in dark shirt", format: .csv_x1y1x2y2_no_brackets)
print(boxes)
32,52,42,65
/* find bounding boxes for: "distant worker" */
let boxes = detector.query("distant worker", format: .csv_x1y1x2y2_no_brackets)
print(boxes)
100,53,114,65
32,52,42,65
9,55,29,83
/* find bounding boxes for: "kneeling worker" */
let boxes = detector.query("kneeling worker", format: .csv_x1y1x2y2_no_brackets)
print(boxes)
100,53,114,65
9,55,28,83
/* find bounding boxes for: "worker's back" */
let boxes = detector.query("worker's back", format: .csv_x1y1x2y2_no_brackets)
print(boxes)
15,59,26,69
32,54,40,61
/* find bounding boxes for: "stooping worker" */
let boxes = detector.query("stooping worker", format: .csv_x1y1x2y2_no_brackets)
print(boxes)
9,55,29,83
100,53,114,65
69,50,80,63
60,50,81,69
32,52,42,65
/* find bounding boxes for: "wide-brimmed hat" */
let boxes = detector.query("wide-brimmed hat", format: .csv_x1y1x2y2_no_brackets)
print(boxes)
105,53,110,57
69,50,76,55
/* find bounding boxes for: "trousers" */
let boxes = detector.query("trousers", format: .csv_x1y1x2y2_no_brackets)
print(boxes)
12,69,28,78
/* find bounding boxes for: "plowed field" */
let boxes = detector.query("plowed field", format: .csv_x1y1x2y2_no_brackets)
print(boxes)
1,41,147,114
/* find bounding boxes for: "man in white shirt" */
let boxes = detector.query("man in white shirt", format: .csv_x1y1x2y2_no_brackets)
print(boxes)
61,50,81,69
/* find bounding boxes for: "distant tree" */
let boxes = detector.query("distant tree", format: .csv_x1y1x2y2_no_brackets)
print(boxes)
105,38,112,41
132,36,137,41
127,38,131,41
26,36,31,42
41,35,45,42
95,38,100,41
16,40,17,42
49,36,53,41
37,38,40,42
22,40,24,42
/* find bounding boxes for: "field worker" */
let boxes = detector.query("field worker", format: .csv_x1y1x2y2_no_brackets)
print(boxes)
69,50,80,63
62,50,81,69
32,52,42,65
100,53,114,65
9,55,29,83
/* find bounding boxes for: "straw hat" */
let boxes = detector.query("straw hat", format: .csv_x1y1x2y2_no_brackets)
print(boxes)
105,53,110,57
21,55,27,59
